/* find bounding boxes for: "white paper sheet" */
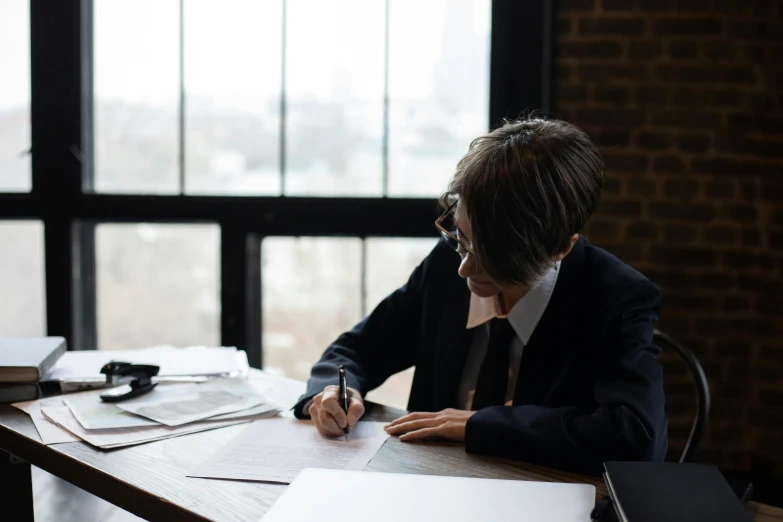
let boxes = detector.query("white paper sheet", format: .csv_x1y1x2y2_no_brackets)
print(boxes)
41,405,267,449
115,378,268,427
63,394,160,429
12,398,80,444
261,469,596,522
45,346,239,382
188,417,390,484
246,372,306,418
207,403,280,421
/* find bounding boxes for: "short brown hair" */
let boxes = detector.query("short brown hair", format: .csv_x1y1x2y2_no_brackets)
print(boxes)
440,117,604,287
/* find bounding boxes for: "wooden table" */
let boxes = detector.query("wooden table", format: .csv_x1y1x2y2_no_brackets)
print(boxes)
0,370,780,522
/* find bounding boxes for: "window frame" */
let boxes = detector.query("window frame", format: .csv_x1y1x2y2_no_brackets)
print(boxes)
0,0,554,367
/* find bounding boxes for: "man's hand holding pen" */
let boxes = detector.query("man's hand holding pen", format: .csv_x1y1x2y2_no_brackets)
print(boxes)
309,384,365,438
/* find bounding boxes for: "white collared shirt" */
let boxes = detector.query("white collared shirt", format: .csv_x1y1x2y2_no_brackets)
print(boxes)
457,262,560,410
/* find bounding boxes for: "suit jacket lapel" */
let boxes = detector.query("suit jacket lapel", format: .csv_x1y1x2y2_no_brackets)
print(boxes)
514,236,587,405
431,276,473,411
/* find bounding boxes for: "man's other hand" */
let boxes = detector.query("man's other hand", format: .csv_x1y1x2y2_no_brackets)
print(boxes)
384,409,476,442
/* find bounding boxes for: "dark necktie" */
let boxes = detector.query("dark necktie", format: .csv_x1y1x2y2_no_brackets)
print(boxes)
471,318,516,410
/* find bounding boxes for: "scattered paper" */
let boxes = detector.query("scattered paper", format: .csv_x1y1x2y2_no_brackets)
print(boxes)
63,381,279,430
208,403,280,421
62,384,279,430
115,378,268,427
13,376,281,446
41,405,267,449
188,417,390,484
45,346,240,382
63,394,160,430
246,372,306,418
12,398,80,444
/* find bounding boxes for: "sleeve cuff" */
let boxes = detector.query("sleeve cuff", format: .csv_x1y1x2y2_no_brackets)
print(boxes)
292,396,316,419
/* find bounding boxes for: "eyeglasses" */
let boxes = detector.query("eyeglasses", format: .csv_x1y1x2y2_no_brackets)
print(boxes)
434,201,475,257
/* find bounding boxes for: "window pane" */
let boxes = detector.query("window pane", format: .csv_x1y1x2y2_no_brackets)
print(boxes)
0,0,31,192
285,0,384,196
94,0,179,194
364,237,438,313
363,237,438,408
388,0,490,197
96,224,220,350
262,237,361,381
184,0,282,195
0,221,45,336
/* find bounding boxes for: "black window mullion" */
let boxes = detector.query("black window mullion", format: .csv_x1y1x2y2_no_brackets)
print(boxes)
81,0,95,192
246,234,262,368
30,0,83,198
41,220,73,345
41,219,97,351
31,0,94,349
221,225,262,369
72,220,97,350
489,0,552,128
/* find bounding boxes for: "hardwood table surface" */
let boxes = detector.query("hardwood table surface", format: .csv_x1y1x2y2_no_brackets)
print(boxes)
0,370,780,522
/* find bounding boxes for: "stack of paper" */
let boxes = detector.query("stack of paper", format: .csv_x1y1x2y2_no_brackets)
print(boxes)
14,377,280,449
112,378,272,426
13,397,81,444
43,346,247,393
41,406,256,449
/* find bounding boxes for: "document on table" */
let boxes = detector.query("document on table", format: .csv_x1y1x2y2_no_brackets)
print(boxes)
116,378,269,427
40,405,266,449
246,372,306,418
188,417,390,484
64,393,159,429
12,398,80,444
63,380,278,430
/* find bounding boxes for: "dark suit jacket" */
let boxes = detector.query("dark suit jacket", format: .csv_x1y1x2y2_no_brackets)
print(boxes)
294,236,668,475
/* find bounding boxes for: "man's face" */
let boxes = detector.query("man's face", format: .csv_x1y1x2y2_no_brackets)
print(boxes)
453,205,505,298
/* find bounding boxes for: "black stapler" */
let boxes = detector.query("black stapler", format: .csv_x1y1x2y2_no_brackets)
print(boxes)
99,361,160,402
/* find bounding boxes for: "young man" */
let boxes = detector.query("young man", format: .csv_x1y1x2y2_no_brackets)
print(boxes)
294,117,668,475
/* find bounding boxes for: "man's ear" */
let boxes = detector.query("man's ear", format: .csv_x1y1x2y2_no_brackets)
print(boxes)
553,234,579,262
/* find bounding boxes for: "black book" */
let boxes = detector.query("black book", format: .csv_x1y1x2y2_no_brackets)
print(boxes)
0,337,67,383
0,383,41,404
604,461,752,522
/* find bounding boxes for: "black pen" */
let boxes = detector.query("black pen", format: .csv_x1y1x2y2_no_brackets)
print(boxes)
338,365,349,441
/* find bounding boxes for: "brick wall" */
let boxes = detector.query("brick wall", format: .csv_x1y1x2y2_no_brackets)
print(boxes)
555,0,783,478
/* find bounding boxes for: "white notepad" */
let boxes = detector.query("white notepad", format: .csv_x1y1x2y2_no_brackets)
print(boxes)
261,469,596,522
